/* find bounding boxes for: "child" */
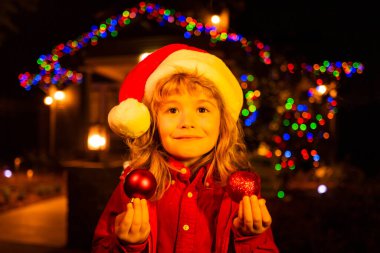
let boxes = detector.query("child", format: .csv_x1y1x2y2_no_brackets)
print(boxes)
92,43,279,253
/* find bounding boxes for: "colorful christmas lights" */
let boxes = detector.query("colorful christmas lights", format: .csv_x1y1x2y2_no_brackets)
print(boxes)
18,1,366,197
18,1,363,90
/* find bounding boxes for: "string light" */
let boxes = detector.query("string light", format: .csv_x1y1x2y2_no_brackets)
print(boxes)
18,1,365,181
19,1,363,91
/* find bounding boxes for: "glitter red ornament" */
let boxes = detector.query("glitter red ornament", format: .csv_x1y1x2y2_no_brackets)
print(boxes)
123,169,157,200
226,171,261,203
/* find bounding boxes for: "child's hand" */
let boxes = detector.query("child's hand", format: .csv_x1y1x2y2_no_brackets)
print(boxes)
233,195,272,236
115,198,150,244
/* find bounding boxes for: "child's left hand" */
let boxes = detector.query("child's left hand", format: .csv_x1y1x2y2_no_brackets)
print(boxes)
232,195,272,236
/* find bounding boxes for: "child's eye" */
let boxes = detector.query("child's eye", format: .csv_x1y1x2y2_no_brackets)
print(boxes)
168,107,178,114
198,107,209,113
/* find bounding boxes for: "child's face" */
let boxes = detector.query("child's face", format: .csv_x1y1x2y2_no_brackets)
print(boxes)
157,90,220,167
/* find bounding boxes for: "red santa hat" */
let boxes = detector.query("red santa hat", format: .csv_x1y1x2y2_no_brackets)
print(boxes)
108,43,243,138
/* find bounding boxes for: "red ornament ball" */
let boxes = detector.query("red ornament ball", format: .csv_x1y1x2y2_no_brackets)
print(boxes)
226,170,261,203
123,169,157,200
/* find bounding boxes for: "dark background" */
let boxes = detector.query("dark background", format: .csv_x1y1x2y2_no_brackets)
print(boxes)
0,1,379,252
1,0,378,171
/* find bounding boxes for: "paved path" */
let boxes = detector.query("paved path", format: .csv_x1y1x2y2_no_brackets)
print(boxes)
0,196,87,253
0,196,67,247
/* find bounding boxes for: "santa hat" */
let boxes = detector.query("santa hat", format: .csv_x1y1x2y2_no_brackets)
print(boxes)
108,43,243,138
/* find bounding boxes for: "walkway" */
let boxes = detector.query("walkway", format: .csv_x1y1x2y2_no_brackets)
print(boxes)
0,196,87,253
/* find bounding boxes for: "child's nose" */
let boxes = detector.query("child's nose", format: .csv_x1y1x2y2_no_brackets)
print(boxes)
179,111,196,128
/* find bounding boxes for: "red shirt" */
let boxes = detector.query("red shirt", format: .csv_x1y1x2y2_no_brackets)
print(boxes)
157,159,224,252
92,159,279,253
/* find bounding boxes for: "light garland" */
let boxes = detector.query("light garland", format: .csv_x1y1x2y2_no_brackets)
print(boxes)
18,1,363,90
18,1,366,195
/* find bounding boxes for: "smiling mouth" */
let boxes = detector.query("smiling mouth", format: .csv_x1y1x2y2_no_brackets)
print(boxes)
174,136,202,140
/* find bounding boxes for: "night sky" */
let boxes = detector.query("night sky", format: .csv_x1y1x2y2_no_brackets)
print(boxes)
0,0,378,171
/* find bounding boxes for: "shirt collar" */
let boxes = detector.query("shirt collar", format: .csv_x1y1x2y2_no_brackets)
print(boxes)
168,157,215,187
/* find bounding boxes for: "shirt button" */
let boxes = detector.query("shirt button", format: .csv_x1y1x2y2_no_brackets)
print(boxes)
171,180,176,185
183,224,190,231
187,192,193,198
205,182,210,187
178,168,190,181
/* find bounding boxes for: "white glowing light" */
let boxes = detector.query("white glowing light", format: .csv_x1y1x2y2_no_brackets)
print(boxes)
317,184,327,194
211,15,220,24
88,134,106,150
44,96,54,105
139,52,152,62
54,91,65,101
316,85,327,95
4,169,12,178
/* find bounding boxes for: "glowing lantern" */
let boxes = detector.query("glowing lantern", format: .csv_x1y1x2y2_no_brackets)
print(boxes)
87,124,108,151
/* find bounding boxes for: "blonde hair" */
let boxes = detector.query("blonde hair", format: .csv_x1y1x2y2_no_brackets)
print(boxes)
125,71,251,200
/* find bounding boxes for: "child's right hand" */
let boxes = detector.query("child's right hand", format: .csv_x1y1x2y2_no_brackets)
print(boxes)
115,198,150,244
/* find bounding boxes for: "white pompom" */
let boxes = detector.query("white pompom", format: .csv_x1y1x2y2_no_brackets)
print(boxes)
107,98,151,138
